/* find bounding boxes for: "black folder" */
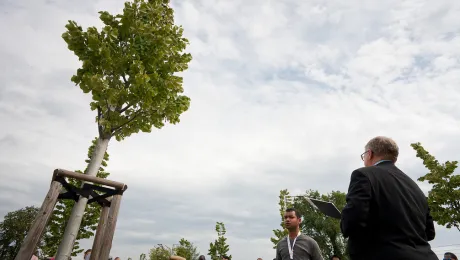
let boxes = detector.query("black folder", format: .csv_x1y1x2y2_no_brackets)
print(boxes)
306,197,342,219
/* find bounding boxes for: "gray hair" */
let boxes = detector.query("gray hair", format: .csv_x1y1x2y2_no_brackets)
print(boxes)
365,136,399,161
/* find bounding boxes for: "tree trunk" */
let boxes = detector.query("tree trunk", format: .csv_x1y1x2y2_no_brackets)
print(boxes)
55,137,110,260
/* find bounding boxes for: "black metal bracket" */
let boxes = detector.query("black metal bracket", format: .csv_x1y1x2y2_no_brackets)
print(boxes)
55,175,122,207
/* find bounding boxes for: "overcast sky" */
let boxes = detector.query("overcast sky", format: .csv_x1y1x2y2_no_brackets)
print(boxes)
1,0,460,259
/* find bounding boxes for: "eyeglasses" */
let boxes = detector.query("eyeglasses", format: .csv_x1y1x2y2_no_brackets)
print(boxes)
361,150,370,161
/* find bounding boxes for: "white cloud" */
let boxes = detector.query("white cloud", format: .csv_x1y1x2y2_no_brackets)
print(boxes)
1,0,460,259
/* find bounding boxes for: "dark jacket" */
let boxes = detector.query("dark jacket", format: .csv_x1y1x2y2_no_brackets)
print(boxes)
340,161,437,260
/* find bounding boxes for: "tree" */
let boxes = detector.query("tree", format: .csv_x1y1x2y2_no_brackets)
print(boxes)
149,245,171,260
174,238,199,260
56,0,192,257
41,138,110,257
270,189,289,247
0,206,42,259
411,142,460,231
271,189,349,260
208,222,231,260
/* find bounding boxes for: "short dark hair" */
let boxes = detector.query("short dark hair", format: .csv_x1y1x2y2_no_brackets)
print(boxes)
285,208,301,218
221,255,229,260
199,256,206,260
445,252,458,260
330,255,341,260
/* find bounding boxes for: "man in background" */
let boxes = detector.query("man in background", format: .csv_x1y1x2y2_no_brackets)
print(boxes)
84,249,91,260
341,136,437,260
330,255,340,260
275,208,323,260
444,252,458,260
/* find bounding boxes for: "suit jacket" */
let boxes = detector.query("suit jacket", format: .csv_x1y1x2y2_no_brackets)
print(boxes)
340,161,437,260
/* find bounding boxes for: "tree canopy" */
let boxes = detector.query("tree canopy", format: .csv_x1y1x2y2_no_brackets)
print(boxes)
62,0,192,141
270,189,290,247
149,245,171,260
411,142,460,231
0,206,42,259
209,222,231,260
147,238,200,260
174,238,199,260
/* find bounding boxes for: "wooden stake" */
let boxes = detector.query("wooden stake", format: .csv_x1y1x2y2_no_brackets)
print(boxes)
90,202,111,260
15,180,62,260
55,169,126,190
99,194,123,260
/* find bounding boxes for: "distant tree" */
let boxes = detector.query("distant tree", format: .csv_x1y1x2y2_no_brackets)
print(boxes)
208,222,231,260
149,245,171,260
174,238,199,260
41,137,110,256
411,142,460,231
56,0,192,257
271,189,349,260
270,189,289,247
0,206,42,259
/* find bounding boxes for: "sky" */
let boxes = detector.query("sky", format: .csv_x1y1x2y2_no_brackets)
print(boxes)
0,0,460,259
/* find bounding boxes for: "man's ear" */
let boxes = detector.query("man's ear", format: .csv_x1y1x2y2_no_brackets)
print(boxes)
368,150,374,160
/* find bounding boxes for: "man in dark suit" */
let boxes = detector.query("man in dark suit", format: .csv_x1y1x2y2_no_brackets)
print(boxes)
341,136,437,260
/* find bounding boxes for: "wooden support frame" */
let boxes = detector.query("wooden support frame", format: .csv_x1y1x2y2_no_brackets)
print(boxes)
15,169,127,260
15,180,63,260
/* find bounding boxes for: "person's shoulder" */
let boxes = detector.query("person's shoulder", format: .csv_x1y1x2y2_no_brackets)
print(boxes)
299,234,319,244
350,167,373,179
279,236,287,242
353,164,392,175
354,165,374,173
276,236,287,247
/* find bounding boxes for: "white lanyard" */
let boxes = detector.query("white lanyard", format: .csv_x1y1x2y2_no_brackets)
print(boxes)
287,232,301,259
